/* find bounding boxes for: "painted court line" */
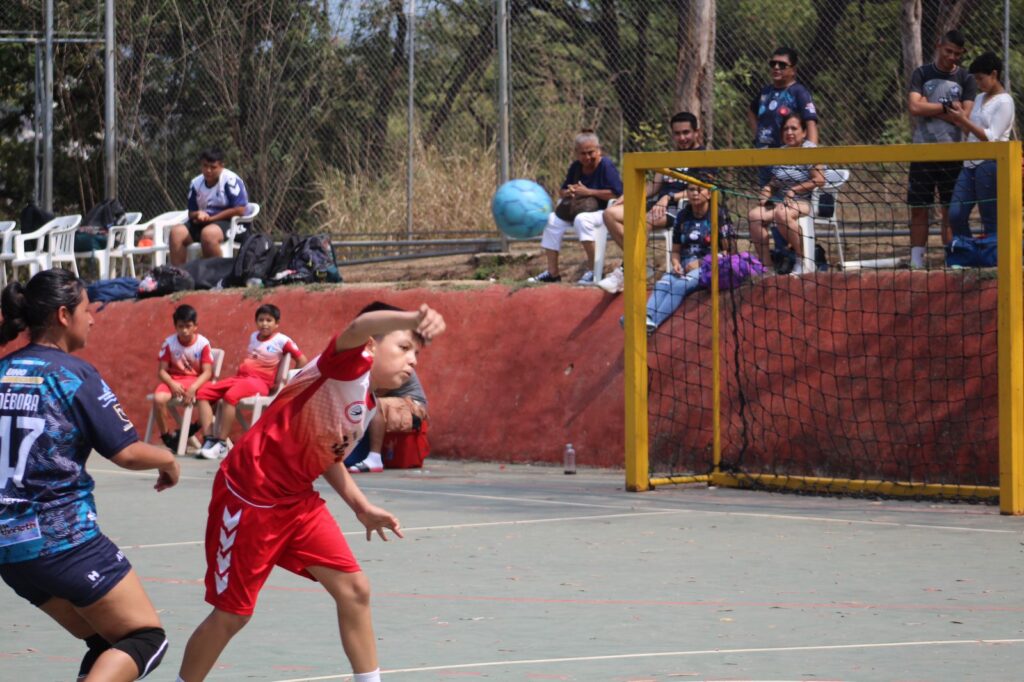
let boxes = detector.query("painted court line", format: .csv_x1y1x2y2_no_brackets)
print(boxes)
270,638,1024,680
92,469,1018,534
124,510,688,549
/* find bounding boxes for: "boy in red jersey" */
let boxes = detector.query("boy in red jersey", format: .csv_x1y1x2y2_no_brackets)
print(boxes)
176,302,445,682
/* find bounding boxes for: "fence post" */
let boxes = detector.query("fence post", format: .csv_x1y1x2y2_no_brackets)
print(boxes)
104,0,117,201
406,0,416,241
43,0,54,212
496,0,510,251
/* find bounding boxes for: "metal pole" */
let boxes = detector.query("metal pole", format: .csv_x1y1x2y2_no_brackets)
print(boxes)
43,0,54,212
1004,0,1011,92
104,0,116,200
406,0,416,241
496,0,510,250
33,43,42,206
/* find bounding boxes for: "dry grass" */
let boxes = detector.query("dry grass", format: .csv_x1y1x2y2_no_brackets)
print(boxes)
313,140,551,239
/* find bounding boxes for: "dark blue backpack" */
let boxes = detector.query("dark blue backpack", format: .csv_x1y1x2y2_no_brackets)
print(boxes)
86,277,139,309
268,234,341,285
946,235,998,268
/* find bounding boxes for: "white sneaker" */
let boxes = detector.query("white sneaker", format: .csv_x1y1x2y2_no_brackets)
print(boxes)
197,439,229,460
597,266,624,294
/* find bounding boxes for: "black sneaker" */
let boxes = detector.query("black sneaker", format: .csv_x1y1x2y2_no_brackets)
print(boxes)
527,270,562,283
161,431,180,450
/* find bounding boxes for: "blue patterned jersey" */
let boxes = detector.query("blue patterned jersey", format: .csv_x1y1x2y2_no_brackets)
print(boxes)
0,345,137,563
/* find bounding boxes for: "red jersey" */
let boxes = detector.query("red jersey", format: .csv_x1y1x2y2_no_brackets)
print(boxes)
158,333,213,378
220,338,376,505
236,331,303,384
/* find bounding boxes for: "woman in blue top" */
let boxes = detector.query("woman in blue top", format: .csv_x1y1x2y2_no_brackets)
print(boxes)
644,184,736,332
747,112,825,275
0,269,179,681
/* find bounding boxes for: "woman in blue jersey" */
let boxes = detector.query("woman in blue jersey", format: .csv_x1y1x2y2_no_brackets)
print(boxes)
642,184,736,332
0,269,179,681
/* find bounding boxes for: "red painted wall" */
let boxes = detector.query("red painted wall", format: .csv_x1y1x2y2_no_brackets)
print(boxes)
77,285,628,468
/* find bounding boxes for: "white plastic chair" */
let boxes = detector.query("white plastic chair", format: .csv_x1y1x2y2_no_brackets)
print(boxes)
46,222,81,276
593,199,674,281
76,211,143,280
186,202,261,261
116,210,188,277
797,169,853,274
143,348,225,456
231,355,294,432
11,215,82,279
0,221,18,287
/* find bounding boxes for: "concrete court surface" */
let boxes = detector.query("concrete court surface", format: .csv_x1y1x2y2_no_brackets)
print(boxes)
3,458,1024,682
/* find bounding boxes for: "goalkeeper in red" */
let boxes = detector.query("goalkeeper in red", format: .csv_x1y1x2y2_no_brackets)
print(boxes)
176,302,445,682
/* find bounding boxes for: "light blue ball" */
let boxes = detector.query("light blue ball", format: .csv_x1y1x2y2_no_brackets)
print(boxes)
491,179,552,239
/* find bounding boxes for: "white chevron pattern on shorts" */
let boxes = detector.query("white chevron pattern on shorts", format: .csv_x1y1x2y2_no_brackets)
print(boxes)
215,506,241,594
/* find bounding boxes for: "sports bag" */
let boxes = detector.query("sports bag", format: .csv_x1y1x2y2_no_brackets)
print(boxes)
945,234,998,268
138,265,194,298
226,233,276,286
268,234,341,285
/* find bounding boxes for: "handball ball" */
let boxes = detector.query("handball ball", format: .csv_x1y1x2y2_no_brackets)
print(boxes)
491,179,552,239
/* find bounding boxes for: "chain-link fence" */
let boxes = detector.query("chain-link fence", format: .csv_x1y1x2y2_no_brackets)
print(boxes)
1,0,1022,245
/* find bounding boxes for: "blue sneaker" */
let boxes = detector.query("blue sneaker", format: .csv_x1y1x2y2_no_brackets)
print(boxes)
576,270,594,285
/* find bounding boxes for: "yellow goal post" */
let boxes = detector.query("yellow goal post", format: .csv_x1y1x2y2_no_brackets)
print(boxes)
621,142,1024,514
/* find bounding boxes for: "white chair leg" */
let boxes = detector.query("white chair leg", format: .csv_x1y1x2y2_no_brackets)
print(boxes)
592,225,608,280
144,401,157,445
177,404,193,456
662,230,672,273
799,215,816,274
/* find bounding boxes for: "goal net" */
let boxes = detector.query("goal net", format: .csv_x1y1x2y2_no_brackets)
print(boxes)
621,142,1024,512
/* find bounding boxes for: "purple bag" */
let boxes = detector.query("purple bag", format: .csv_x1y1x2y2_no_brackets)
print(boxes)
698,252,765,290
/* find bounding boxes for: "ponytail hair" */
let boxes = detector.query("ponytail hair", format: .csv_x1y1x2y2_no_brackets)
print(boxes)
0,270,86,345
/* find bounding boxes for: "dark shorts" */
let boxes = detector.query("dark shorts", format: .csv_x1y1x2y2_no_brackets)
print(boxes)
907,161,962,207
186,219,231,243
0,533,132,608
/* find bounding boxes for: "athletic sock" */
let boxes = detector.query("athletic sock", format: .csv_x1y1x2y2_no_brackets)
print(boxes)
353,669,381,682
364,451,383,470
910,246,925,268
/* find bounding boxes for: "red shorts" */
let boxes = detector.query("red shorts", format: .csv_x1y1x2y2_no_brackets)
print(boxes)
203,471,360,615
195,376,271,406
154,374,200,395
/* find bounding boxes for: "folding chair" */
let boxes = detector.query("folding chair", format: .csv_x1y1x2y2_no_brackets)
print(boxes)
0,221,18,287
143,348,225,456
232,354,294,432
11,215,82,279
186,202,261,261
116,210,189,277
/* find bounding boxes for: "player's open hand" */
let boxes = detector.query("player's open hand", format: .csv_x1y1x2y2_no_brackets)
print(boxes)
415,304,446,342
155,461,180,491
356,505,404,542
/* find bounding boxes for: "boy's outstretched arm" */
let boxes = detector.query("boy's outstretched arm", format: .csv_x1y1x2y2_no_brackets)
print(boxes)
334,304,445,353
322,463,403,541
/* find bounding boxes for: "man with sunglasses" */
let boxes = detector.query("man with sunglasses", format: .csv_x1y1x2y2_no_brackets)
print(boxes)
749,47,819,163
906,29,976,269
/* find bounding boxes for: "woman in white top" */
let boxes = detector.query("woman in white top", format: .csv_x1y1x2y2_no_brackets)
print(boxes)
947,52,1015,239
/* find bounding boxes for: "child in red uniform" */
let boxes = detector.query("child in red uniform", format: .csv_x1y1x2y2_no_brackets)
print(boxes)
176,301,445,682
195,303,308,459
154,304,214,450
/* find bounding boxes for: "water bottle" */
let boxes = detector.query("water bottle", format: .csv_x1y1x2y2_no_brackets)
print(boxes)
563,443,576,475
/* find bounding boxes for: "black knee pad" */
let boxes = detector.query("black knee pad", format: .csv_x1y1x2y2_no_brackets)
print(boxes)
112,627,168,679
78,634,111,679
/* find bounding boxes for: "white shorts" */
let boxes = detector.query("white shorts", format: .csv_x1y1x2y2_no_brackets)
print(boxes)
540,210,606,251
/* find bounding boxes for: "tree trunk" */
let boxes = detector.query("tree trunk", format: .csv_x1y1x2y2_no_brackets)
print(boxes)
673,0,716,145
901,0,922,90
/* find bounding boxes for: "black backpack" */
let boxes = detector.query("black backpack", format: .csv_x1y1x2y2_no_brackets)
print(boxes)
138,265,195,298
226,233,277,286
80,198,126,236
268,234,341,285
